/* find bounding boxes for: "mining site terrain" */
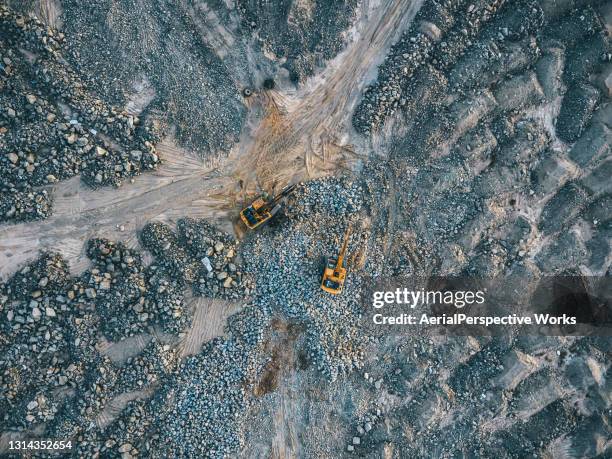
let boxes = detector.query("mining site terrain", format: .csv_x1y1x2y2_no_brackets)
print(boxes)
0,0,611,458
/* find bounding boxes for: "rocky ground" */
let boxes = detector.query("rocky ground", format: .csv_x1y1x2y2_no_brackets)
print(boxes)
1,0,611,458
0,6,162,223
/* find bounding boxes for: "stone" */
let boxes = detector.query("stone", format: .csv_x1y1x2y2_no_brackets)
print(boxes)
8,152,18,164
352,436,361,445
27,400,38,410
118,444,132,453
130,150,142,161
32,307,41,319
202,257,213,272
45,307,56,317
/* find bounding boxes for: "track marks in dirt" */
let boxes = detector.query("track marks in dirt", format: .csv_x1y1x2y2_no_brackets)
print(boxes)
178,295,242,358
0,0,424,282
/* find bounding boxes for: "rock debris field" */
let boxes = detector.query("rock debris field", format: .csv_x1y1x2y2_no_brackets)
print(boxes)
1,1,611,458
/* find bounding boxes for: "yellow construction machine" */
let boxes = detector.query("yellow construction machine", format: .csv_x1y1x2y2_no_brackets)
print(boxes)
239,184,296,230
321,227,351,295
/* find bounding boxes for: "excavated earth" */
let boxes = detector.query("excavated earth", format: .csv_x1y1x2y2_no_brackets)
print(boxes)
1,0,611,458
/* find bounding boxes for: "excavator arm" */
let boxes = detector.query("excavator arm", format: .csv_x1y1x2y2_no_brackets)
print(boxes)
336,227,351,269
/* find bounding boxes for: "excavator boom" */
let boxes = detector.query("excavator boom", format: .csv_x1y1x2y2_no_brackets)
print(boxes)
336,227,351,268
271,184,296,206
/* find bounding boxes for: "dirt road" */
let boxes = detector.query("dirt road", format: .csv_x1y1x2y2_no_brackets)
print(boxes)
0,0,422,281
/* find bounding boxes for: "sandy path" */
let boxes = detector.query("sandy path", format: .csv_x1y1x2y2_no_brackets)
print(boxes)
0,0,423,281
97,333,153,365
96,387,154,430
178,295,243,358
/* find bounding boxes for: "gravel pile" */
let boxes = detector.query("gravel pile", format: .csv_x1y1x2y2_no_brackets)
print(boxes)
352,0,545,134
1,0,610,456
60,0,245,156
0,240,192,448
241,177,369,381
237,0,359,83
0,253,73,428
103,399,153,459
140,218,253,302
84,238,149,341
0,5,162,224
75,238,189,341
112,340,178,397
149,306,269,458
0,212,260,456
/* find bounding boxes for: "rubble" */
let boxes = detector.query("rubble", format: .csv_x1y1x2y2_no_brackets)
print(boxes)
140,218,253,302
0,0,610,457
0,5,163,224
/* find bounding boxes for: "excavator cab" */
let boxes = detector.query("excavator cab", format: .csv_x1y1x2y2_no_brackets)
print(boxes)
321,227,350,295
240,184,296,230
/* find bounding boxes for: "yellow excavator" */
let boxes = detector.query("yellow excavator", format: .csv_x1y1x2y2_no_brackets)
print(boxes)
240,184,296,230
321,227,351,295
